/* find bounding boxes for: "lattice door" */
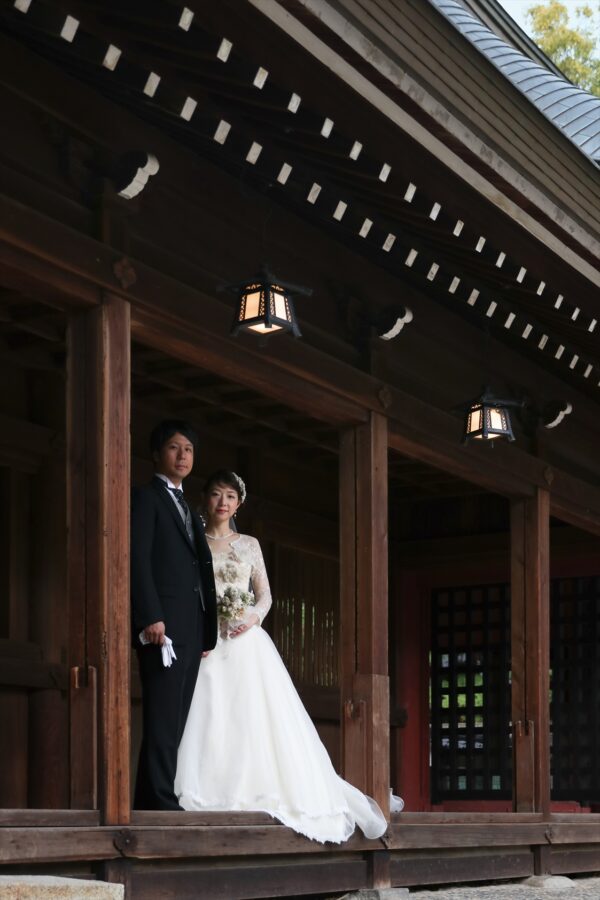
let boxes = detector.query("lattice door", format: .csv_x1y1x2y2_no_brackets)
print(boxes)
430,583,512,802
551,575,600,802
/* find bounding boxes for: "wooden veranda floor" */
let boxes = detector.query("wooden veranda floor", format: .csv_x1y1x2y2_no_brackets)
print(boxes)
3,811,600,898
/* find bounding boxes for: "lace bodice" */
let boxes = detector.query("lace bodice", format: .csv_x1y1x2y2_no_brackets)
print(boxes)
209,534,272,625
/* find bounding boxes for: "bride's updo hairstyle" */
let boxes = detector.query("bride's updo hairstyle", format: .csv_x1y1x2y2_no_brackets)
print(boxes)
203,470,247,504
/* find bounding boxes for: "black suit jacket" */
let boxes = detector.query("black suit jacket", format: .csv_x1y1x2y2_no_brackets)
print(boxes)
131,478,217,650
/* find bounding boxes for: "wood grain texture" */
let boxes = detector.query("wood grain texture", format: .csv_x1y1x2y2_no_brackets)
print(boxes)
67,297,131,823
510,490,551,815
339,415,390,816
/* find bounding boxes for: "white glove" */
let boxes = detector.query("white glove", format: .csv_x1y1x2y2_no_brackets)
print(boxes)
139,631,177,667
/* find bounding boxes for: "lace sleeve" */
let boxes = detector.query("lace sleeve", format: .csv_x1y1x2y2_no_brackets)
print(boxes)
247,537,272,625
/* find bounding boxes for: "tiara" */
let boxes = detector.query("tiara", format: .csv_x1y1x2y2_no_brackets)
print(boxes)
232,472,247,503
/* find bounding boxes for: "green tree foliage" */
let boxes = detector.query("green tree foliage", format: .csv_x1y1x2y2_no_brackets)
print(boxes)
527,1,600,95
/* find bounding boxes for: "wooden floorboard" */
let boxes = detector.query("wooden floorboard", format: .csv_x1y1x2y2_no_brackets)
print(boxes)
387,823,548,849
0,810,100,826
130,811,278,826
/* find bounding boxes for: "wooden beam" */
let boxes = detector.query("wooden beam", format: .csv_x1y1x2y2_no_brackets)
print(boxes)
339,412,390,818
1,165,600,531
132,358,338,452
67,294,131,823
510,489,551,815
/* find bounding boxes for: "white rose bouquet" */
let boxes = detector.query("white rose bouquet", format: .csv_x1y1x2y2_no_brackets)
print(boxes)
217,586,255,623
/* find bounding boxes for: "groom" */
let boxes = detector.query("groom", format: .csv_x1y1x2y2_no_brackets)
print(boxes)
131,420,217,809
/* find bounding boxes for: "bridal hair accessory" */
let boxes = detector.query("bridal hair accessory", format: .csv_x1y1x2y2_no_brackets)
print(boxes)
231,472,247,503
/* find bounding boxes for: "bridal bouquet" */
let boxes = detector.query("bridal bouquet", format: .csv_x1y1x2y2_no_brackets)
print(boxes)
217,586,255,622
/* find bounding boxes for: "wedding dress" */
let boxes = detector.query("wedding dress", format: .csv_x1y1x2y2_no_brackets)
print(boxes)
175,534,389,843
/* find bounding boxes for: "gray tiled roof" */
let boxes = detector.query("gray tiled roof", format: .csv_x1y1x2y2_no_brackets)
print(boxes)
429,0,600,163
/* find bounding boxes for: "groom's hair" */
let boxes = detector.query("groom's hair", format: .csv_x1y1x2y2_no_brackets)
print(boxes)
149,420,199,454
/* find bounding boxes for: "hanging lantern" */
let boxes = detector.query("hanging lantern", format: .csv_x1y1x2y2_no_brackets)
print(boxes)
224,266,311,338
462,387,517,444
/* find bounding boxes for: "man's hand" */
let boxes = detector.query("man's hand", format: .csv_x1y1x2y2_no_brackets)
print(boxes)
144,620,166,645
202,650,211,658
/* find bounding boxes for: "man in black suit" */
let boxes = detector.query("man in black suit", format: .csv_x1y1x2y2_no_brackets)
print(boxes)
131,420,217,810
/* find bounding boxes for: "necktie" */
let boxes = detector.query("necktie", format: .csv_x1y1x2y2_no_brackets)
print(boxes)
169,487,189,517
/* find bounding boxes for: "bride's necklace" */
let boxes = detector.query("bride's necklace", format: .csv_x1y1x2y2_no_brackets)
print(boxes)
205,530,234,540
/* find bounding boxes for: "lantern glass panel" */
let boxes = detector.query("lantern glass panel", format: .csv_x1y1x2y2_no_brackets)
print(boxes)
243,288,262,320
467,406,483,436
489,407,505,431
271,287,288,321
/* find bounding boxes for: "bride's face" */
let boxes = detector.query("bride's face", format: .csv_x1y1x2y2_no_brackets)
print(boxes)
205,482,241,525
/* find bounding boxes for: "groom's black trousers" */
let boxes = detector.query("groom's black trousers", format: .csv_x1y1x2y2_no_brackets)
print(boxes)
134,621,204,811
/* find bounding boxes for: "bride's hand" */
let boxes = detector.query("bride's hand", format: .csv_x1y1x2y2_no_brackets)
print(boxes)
230,613,259,638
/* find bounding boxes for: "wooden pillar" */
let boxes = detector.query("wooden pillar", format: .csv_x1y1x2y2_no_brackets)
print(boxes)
67,293,131,824
391,569,428,810
339,411,390,817
510,488,550,815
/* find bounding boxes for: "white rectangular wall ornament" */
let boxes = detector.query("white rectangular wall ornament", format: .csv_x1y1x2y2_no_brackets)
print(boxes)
288,93,301,113
103,45,122,71
214,120,231,144
277,163,292,185
179,7,194,30
379,163,391,182
180,97,197,121
246,142,262,164
217,38,232,62
253,67,268,89
307,183,321,204
60,15,79,42
143,72,161,97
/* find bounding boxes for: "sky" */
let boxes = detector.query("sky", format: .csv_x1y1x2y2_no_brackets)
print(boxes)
497,0,591,34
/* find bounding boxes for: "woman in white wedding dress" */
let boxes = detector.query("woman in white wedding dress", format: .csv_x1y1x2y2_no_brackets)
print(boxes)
175,470,390,843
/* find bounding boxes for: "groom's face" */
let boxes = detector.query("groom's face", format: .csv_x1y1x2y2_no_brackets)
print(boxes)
154,432,194,485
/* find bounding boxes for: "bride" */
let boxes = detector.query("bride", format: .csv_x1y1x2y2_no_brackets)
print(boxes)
175,469,391,843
